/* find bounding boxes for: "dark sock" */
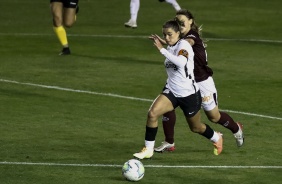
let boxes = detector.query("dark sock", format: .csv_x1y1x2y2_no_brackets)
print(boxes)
217,112,239,133
200,124,214,139
162,110,176,144
145,126,158,141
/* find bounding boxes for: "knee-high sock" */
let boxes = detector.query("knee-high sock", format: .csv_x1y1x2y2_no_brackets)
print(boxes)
144,126,158,149
165,0,181,11
145,126,158,141
162,110,176,144
130,0,140,22
217,112,239,133
53,26,68,47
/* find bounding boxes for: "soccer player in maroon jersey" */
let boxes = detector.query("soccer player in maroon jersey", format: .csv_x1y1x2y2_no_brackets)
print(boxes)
152,9,244,153
50,0,79,55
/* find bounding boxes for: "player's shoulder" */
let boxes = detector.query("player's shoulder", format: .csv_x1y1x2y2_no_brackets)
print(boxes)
185,30,200,39
178,39,192,48
178,39,189,44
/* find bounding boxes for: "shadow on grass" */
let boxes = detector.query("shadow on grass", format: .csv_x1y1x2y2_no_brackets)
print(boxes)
71,54,161,65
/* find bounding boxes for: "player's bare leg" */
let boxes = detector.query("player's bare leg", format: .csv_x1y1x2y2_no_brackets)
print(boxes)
134,95,173,159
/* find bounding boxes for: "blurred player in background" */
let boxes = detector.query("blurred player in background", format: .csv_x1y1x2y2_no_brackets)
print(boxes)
50,0,79,55
151,9,244,153
124,0,181,28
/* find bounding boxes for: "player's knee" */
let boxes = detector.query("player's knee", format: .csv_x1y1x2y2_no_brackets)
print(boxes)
204,107,221,123
64,22,73,28
147,110,156,119
63,18,75,28
206,112,220,123
208,117,219,123
147,109,159,121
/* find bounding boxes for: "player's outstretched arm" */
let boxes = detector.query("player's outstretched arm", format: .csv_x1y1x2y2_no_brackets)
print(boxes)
149,34,166,45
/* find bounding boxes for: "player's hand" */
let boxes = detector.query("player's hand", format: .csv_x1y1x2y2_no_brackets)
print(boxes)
148,34,156,40
149,34,166,45
153,37,163,50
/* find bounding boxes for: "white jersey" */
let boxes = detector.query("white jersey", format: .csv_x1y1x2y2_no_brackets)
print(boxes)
160,39,199,97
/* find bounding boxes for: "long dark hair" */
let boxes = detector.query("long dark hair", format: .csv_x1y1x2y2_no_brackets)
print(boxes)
176,9,207,46
176,9,202,36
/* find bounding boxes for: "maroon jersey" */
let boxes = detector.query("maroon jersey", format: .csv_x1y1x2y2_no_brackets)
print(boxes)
185,30,213,82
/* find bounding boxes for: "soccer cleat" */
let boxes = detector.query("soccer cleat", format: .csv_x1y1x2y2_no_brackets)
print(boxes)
124,20,137,28
213,132,223,155
154,141,175,153
234,122,244,147
59,47,71,55
133,147,154,160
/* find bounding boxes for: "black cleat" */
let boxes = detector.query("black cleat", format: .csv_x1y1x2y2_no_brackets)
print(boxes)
59,47,71,55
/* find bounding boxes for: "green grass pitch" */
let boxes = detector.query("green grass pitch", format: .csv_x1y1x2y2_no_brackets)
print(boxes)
0,0,282,183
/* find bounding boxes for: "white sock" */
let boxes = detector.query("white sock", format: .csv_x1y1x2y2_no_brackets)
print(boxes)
210,131,220,143
130,0,140,22
165,0,181,11
145,140,155,150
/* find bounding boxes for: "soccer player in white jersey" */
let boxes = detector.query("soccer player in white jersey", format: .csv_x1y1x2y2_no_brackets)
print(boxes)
152,9,244,153
133,20,223,160
124,0,181,28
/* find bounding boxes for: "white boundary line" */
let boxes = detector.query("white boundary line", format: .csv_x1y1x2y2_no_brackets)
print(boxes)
0,161,281,169
0,32,282,44
0,79,152,102
1,78,282,121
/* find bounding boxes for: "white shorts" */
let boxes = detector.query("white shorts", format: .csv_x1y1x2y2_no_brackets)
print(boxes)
197,77,218,111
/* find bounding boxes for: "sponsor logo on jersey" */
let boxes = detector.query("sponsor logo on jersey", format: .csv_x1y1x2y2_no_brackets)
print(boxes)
165,62,177,71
